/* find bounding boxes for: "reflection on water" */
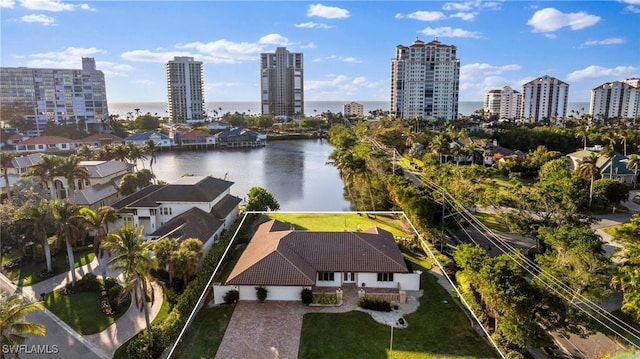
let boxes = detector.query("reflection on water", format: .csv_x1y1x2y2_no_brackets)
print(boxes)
148,139,350,211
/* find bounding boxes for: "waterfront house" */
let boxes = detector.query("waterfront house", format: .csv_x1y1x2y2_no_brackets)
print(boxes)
171,128,216,148
124,131,173,148
75,133,123,148
215,127,266,148
213,219,420,303
111,175,241,252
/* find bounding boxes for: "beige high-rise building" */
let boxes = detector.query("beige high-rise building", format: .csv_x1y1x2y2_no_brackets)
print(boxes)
391,38,460,121
260,47,304,120
484,86,522,120
522,75,569,122
0,57,108,135
590,78,640,122
343,102,364,118
166,56,205,123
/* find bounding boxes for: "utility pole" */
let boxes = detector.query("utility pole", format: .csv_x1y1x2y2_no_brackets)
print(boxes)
441,189,445,252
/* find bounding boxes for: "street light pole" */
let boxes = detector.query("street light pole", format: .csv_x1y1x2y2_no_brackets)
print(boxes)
389,324,393,352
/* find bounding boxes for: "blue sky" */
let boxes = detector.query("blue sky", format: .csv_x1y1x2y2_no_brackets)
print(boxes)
1,0,638,103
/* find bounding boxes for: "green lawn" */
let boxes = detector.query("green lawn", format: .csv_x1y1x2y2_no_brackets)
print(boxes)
267,213,412,238
44,289,129,335
298,259,497,359
473,212,509,232
171,304,235,359
3,246,95,286
152,294,172,325
603,225,621,237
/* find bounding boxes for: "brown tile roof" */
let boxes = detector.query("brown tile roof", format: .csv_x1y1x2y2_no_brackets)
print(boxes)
227,219,409,286
76,133,123,143
18,136,72,145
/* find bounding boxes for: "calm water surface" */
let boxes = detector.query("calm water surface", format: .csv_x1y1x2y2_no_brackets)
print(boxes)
148,139,351,211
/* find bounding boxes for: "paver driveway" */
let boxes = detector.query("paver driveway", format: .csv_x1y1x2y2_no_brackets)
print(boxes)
215,285,359,359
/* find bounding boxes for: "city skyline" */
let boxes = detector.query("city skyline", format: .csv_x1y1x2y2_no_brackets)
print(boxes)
1,0,638,103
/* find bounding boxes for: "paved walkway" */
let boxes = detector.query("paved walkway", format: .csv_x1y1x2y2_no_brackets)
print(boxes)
6,252,164,359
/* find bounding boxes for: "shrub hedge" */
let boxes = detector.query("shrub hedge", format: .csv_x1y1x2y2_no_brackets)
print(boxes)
123,214,253,358
357,296,392,312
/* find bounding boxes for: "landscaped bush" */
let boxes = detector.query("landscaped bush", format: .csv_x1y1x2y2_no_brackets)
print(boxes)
301,288,313,305
75,273,102,292
312,293,339,305
223,290,239,304
357,296,392,312
256,287,268,302
103,277,118,291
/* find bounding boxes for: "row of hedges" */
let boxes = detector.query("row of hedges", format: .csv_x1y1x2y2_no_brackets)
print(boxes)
123,214,254,359
357,296,392,312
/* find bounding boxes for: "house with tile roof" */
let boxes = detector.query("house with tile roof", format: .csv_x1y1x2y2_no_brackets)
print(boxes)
75,133,123,148
214,127,266,148
14,136,76,154
111,175,241,252
567,149,636,184
213,219,420,303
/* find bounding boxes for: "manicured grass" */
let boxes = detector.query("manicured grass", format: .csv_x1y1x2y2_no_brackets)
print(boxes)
3,246,95,286
298,258,497,359
603,225,621,237
267,213,412,238
152,294,172,325
44,289,129,335
171,304,236,358
474,212,509,232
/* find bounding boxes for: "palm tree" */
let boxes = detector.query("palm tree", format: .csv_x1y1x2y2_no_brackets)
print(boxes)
126,142,147,170
618,131,629,157
0,152,16,201
79,206,118,279
0,293,46,358
51,200,85,286
577,153,600,208
575,126,589,150
14,200,55,273
169,238,203,285
153,237,178,282
28,155,62,199
429,134,446,164
626,154,639,186
103,225,157,348
144,139,159,180
58,155,90,203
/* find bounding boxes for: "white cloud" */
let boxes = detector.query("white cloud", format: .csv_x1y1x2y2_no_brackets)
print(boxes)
305,74,381,100
19,0,94,12
450,12,476,21
395,11,446,21
20,47,131,77
527,8,600,33
582,38,624,46
567,65,638,81
442,1,474,11
294,22,332,29
21,14,54,25
459,62,522,100
258,34,290,46
306,3,350,19
301,42,316,49
420,26,482,38
1,0,16,8
326,55,362,63
124,34,292,65
312,58,322,62
621,0,640,4
621,0,640,11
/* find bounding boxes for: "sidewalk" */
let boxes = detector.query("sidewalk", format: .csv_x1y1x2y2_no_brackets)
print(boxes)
13,252,164,358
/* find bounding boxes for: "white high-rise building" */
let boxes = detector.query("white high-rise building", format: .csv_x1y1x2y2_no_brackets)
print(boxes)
343,102,364,118
391,38,460,121
260,47,304,119
590,78,640,122
484,86,522,120
522,75,569,122
0,57,108,135
166,56,205,123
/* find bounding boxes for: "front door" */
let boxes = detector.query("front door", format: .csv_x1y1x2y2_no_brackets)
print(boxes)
343,272,356,283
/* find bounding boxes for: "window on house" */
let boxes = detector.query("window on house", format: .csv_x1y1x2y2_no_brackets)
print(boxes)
318,272,335,281
377,273,394,282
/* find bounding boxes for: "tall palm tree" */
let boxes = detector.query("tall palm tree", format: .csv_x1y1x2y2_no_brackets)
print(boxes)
0,293,46,358
429,134,447,164
103,225,157,348
113,144,129,163
618,131,629,157
14,200,55,273
153,237,178,278
79,206,118,279
28,155,62,199
577,153,600,208
58,155,90,203
169,238,203,286
51,200,85,286
126,142,146,170
0,152,16,201
575,126,589,150
144,139,159,180
626,154,639,186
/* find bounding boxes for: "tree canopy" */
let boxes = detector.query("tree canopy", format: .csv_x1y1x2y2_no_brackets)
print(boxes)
245,187,280,211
